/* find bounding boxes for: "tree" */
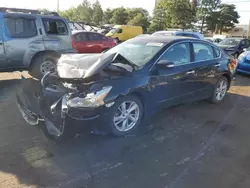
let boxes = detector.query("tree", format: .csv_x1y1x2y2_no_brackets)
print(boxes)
104,8,114,24
110,7,128,25
195,0,221,33
92,0,103,25
128,13,150,32
127,8,150,32
77,0,93,24
167,0,194,30
149,0,171,32
58,7,78,21
217,4,239,34
149,0,194,32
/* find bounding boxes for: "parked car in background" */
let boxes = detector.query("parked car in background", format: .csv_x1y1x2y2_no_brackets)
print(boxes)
106,25,143,42
135,34,150,38
0,7,74,79
237,48,250,74
151,31,204,40
205,37,222,44
72,31,117,53
217,38,250,58
17,36,237,141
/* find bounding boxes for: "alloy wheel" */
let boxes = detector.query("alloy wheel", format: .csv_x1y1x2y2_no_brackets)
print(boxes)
40,60,55,75
113,101,140,132
215,80,228,101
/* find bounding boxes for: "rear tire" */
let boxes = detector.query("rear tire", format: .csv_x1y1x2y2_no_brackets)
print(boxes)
29,53,58,80
210,76,229,104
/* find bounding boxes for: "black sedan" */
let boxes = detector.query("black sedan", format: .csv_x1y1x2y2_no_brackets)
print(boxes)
16,36,238,140
217,38,250,58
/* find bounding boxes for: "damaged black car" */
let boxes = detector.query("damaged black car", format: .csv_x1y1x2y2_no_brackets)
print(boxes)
16,36,237,140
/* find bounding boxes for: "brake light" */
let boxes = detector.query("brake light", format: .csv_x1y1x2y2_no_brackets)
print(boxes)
72,37,77,49
228,58,238,71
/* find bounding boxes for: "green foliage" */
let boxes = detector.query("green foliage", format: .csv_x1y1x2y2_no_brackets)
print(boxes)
104,8,114,24
150,0,194,32
195,0,221,32
77,0,93,24
127,8,150,32
92,0,103,25
57,0,239,34
207,4,239,34
167,0,194,30
110,7,128,25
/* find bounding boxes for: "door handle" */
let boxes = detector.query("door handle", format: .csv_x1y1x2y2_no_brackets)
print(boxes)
186,70,195,75
215,63,221,68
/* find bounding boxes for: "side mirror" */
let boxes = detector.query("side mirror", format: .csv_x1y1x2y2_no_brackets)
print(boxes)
157,60,175,68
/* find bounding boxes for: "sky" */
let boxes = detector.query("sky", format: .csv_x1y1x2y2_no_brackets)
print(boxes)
1,0,250,24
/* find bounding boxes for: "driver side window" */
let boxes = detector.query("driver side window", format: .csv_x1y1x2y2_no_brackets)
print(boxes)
117,28,123,33
159,43,190,65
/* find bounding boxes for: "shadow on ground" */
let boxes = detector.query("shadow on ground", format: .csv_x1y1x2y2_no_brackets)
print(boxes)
0,74,250,188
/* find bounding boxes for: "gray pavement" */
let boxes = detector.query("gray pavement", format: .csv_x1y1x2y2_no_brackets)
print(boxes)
0,71,250,188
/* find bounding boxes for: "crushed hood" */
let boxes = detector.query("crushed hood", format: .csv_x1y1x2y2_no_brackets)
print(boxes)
57,53,117,79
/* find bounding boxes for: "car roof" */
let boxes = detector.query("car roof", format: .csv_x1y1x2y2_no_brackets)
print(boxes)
224,37,244,40
131,36,201,44
2,12,63,19
72,30,104,35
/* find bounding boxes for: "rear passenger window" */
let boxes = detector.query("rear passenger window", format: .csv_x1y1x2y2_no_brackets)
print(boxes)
4,17,37,38
75,33,88,42
160,43,190,65
88,33,105,41
193,43,214,61
42,19,68,35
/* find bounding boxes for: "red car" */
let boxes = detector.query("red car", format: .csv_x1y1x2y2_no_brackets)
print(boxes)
72,31,117,53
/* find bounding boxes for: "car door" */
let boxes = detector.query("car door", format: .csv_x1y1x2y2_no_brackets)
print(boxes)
3,15,40,68
0,20,6,66
87,33,104,53
190,42,221,99
150,42,203,107
74,32,91,53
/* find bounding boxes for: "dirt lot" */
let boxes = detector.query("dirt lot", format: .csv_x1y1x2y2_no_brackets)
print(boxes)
0,71,250,188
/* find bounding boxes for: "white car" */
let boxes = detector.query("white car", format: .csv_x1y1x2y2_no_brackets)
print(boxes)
152,31,204,40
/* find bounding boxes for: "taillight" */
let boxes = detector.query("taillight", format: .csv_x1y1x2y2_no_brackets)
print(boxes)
72,37,77,49
228,58,238,71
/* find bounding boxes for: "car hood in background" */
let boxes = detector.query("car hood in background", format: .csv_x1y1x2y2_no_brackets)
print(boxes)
217,45,237,50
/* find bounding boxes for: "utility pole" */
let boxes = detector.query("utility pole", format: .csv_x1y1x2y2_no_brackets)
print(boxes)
57,0,59,12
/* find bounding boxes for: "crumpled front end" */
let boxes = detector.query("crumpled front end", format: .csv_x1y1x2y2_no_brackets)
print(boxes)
16,72,114,139
16,74,69,138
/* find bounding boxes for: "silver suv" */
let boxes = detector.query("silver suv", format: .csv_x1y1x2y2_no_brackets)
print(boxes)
0,7,74,79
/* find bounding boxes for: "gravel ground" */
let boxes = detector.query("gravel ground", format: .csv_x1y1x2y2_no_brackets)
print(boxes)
0,71,250,188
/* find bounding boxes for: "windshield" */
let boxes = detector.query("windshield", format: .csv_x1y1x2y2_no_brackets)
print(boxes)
109,28,118,34
219,38,241,46
106,40,164,68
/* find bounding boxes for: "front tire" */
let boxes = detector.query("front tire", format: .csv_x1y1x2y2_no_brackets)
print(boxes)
210,76,229,104
107,95,143,136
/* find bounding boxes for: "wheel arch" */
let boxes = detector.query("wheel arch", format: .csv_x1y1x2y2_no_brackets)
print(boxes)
29,50,61,71
221,73,231,90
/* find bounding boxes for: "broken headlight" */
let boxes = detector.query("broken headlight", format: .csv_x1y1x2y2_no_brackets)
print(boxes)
67,86,112,108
